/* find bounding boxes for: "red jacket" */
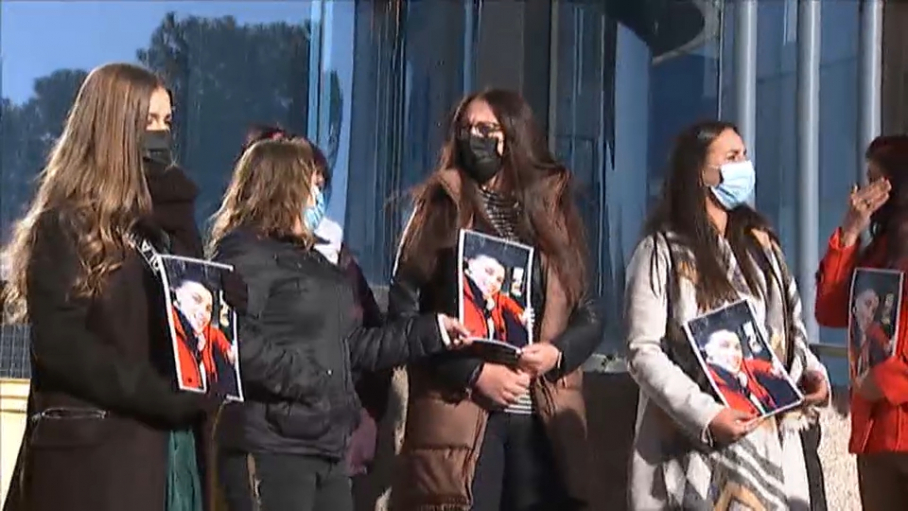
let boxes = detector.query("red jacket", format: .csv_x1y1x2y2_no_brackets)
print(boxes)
815,228,908,454
461,275,525,340
172,307,232,391
710,358,777,416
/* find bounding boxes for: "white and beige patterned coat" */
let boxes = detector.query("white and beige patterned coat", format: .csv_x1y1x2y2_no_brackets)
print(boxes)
625,231,829,511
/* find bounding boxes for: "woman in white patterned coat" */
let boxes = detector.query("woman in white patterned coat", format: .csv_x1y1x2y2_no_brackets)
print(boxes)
625,121,831,511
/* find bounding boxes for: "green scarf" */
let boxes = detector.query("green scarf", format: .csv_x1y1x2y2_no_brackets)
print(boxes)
166,429,203,511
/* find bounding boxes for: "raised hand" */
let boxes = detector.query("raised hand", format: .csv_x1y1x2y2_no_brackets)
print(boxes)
841,179,891,247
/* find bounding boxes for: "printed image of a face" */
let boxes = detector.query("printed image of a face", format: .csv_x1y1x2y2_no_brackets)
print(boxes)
704,329,744,374
174,281,213,334
853,288,880,332
466,255,506,298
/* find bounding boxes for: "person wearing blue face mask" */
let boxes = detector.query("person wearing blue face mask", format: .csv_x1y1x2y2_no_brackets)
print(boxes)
624,121,830,510
214,128,400,511
304,139,395,487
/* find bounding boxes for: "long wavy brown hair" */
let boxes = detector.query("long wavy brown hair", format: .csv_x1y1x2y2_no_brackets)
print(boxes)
3,63,161,322
208,138,319,253
397,89,589,305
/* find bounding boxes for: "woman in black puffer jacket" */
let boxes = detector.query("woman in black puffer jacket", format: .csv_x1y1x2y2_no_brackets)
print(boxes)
237,124,392,479
209,137,469,511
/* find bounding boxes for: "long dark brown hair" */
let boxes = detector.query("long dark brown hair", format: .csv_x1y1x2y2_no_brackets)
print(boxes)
867,136,908,256
398,89,589,305
644,120,775,309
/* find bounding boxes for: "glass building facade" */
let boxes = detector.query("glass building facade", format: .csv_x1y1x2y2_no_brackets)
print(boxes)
0,0,892,386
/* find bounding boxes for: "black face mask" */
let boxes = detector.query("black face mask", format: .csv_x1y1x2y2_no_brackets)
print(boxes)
142,129,173,168
457,134,502,185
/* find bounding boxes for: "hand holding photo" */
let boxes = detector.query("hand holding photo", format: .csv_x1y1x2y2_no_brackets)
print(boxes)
457,229,535,355
684,300,803,420
517,343,561,376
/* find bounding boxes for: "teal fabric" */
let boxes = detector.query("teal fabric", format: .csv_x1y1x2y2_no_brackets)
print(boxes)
166,429,203,511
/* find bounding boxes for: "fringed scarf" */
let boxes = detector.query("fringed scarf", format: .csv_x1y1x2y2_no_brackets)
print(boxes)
656,230,820,511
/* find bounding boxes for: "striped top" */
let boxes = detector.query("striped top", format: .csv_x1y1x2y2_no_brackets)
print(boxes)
477,187,534,415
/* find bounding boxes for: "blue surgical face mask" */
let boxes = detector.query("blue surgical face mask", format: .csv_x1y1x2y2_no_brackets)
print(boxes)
710,160,756,210
304,187,327,232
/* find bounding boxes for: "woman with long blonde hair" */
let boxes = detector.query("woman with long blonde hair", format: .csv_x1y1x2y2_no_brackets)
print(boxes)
3,63,222,511
209,138,470,511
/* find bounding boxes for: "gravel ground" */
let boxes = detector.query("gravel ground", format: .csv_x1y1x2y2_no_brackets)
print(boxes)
818,396,861,511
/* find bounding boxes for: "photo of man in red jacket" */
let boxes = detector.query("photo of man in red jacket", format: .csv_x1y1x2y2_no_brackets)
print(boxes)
687,301,803,419
849,269,901,379
702,329,785,416
461,254,533,345
162,258,243,401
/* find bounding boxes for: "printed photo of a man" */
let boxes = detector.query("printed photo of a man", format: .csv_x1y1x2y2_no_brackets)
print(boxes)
686,300,803,418
462,254,532,345
161,257,243,401
703,329,797,416
849,268,902,379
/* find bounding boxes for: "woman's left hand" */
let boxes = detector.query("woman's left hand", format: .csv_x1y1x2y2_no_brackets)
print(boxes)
854,371,884,402
518,343,562,376
800,370,831,406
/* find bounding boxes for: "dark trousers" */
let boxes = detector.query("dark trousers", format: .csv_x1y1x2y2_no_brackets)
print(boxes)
800,421,827,511
857,452,908,511
470,412,575,511
218,450,353,511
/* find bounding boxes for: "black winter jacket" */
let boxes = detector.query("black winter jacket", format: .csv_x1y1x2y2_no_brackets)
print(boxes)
212,228,445,459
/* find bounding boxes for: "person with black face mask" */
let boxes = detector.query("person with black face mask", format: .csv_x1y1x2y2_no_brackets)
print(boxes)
1,63,236,511
137,102,251,511
389,89,601,511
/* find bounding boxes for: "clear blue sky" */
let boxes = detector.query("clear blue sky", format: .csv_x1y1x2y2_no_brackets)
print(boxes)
1,1,315,104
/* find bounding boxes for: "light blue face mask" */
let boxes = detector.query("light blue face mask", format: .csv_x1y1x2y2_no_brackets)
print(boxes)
710,160,756,210
304,187,327,232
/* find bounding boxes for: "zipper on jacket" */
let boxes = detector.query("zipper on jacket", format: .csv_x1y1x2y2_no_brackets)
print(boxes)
29,406,108,424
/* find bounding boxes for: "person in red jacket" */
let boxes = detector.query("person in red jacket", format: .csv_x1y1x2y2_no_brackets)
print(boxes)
702,329,790,416
171,277,236,392
850,284,897,378
462,254,531,344
815,135,908,510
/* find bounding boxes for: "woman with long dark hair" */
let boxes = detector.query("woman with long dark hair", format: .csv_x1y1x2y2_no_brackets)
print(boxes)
625,120,830,509
815,135,908,509
2,63,223,511
390,89,602,510
209,138,470,511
